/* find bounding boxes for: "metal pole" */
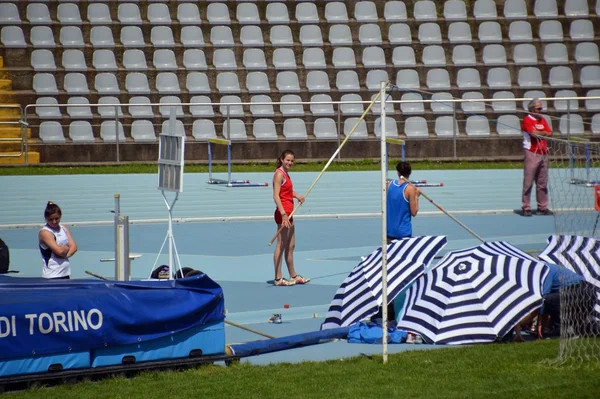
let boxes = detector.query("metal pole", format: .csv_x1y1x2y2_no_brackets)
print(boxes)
337,105,341,161
452,103,457,160
567,101,574,182
227,105,231,184
115,107,120,163
379,81,389,364
113,194,120,279
208,141,213,182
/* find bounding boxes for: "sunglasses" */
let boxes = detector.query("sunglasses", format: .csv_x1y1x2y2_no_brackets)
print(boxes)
534,107,543,111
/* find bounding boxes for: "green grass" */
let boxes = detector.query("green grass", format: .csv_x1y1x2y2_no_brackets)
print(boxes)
0,160,524,176
9,340,599,399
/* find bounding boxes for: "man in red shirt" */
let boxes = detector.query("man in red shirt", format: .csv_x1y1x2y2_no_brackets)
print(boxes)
521,98,553,217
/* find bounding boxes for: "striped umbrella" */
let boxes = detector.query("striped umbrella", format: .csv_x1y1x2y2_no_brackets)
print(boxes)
539,235,600,317
397,242,549,345
321,236,447,330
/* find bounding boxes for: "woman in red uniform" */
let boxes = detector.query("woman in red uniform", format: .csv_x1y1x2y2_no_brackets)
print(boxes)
272,149,310,286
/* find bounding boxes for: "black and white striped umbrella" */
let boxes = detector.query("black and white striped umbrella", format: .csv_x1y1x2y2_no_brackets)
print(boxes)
321,236,447,330
539,235,600,317
397,242,549,345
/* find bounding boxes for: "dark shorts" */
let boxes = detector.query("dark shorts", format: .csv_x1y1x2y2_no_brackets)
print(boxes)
387,235,412,243
274,209,293,225
49,275,70,280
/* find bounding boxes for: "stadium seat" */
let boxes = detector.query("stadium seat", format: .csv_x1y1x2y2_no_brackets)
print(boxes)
362,47,386,68
153,49,178,71
39,122,66,144
299,25,323,47
461,92,486,113
33,73,59,95
217,72,241,94
156,73,181,95
31,26,56,48
553,90,579,112
465,116,491,136
277,71,301,93
186,72,211,94
534,0,558,19
100,121,126,143
325,2,349,23
580,66,600,87
192,120,217,141
181,26,205,47
401,93,424,115
64,73,89,95
131,120,157,143
126,73,151,95
333,48,356,69
503,0,527,20
393,47,417,67
344,118,368,139
422,46,446,67
121,26,145,48
151,26,175,48
313,118,338,139
329,25,353,46
31,50,56,72
88,3,112,25
296,3,320,24
98,97,124,119
0,3,21,24
213,49,237,71
129,97,154,119
58,3,82,25
359,24,383,45
148,3,171,25
565,0,589,18
93,50,118,71
161,120,185,136
374,117,399,138
69,121,95,143
388,24,412,45
482,44,507,65
549,66,574,88
340,94,364,116
371,93,395,115
266,2,289,24
539,20,564,42
280,95,305,117
434,116,459,137
384,1,408,21
473,0,498,20
366,70,389,91
457,69,481,90
575,43,599,64
67,97,93,119
414,0,437,21
123,50,148,71
452,45,476,66
1,26,26,48
513,44,538,65
271,49,295,71
60,27,85,48
241,26,264,47
118,3,142,24
283,119,309,140
518,67,543,88
270,26,294,47
444,0,468,21
426,69,451,91
418,23,442,44
430,92,454,114
159,96,185,118
178,3,201,25
521,91,547,111
509,21,533,42
592,114,600,135
27,3,51,24
189,96,215,118
496,115,521,136
95,73,120,95
544,43,569,65
36,97,62,120
585,90,600,112
478,22,503,43
222,119,247,141
91,27,115,48
404,117,429,138
570,20,594,41
448,22,472,43
492,91,517,113
336,71,361,92
211,26,234,47
250,95,274,117
310,94,335,117
396,70,420,90
246,72,270,93
307,71,331,92
218,96,244,118
207,3,231,25
303,48,326,69
355,1,378,22
559,114,585,135
184,49,208,71
253,119,278,141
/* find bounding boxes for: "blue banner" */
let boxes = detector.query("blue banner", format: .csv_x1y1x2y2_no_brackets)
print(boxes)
0,275,224,360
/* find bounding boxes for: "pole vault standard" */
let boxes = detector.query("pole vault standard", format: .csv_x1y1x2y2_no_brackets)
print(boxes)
152,109,185,280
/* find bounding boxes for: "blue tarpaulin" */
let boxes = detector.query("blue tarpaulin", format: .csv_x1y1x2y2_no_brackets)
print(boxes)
0,275,224,360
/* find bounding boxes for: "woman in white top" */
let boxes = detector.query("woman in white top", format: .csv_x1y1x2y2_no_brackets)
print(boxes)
39,202,77,279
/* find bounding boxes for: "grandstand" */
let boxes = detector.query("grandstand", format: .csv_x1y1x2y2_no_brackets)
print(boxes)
0,0,599,164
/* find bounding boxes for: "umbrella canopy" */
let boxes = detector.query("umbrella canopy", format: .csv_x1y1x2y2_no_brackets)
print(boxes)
397,241,549,345
321,236,447,330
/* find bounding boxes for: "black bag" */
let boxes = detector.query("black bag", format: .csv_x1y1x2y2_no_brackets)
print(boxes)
0,238,9,274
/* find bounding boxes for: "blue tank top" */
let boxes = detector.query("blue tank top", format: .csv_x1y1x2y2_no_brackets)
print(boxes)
387,180,412,239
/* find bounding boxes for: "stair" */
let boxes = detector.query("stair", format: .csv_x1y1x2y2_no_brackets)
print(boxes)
0,56,39,165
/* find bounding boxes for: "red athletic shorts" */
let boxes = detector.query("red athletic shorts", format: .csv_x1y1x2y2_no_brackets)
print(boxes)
274,209,294,225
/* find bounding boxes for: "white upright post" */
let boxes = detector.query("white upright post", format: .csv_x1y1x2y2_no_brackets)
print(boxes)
380,81,389,364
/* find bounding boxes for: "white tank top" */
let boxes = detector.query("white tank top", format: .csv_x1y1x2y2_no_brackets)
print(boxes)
40,225,71,278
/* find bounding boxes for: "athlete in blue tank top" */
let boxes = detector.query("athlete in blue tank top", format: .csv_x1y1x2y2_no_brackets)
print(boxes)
386,161,421,242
